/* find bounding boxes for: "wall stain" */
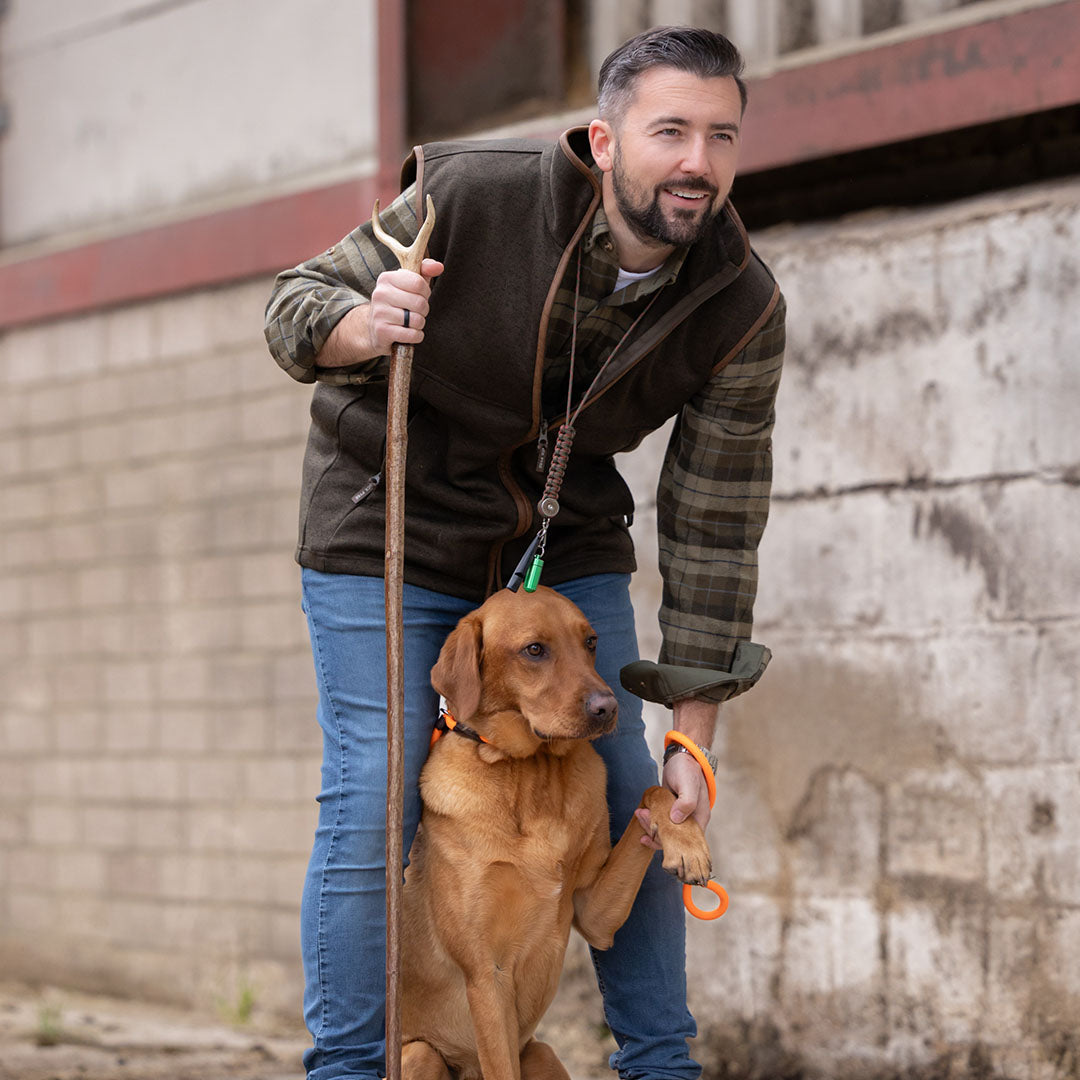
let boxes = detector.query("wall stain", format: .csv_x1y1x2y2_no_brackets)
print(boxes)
724,655,942,834
924,500,1002,600
966,265,1031,332
804,309,941,371
1030,798,1056,834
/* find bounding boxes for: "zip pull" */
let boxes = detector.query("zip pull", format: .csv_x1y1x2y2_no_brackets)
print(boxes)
351,472,383,504
535,418,549,472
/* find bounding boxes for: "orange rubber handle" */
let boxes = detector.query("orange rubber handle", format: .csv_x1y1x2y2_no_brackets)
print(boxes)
663,730,716,809
663,732,725,919
683,881,729,920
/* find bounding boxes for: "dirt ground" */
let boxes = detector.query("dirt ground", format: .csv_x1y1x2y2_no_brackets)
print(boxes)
0,954,616,1080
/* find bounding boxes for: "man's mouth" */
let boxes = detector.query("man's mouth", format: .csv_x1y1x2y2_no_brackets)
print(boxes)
662,186,715,205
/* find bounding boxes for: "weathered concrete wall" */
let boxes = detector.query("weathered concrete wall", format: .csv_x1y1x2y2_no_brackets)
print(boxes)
1,168,1077,1073
623,175,1080,1077
0,0,378,246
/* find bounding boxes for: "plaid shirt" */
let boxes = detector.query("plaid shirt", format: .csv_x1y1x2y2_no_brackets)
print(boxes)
266,184,785,699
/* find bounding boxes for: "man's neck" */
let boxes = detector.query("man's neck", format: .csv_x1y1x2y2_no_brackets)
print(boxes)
600,173,675,273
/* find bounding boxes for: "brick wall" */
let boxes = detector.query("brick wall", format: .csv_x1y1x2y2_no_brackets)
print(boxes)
0,280,318,1014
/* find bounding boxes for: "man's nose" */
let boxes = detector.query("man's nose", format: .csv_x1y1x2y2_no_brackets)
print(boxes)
678,136,710,177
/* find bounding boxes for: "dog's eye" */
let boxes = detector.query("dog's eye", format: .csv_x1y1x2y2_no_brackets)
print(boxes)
585,636,597,652
523,642,547,658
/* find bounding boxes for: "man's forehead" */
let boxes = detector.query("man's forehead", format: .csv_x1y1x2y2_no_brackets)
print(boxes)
625,67,742,119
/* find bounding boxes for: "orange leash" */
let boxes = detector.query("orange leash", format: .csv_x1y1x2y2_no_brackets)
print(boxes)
663,731,729,921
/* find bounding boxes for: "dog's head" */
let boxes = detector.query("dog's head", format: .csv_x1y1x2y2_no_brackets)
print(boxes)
430,586,618,755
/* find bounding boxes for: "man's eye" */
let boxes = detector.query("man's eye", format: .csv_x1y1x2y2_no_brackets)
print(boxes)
524,642,546,658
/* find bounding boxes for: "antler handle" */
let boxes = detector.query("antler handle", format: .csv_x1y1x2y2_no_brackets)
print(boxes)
371,194,437,273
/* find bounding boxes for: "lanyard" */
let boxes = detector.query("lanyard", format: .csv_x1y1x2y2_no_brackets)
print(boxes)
510,246,662,592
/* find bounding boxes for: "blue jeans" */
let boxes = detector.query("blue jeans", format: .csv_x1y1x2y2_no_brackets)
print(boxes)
300,569,700,1080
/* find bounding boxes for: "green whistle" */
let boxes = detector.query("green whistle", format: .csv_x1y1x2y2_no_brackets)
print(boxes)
523,555,544,592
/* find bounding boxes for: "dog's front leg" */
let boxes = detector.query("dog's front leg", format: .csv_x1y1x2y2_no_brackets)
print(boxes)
571,810,656,951
573,786,712,950
463,968,522,1080
435,861,528,1080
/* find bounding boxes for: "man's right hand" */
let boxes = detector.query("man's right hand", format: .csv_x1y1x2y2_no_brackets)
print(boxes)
316,258,444,368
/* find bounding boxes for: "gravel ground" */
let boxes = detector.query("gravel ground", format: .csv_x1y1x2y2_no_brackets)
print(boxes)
0,949,616,1080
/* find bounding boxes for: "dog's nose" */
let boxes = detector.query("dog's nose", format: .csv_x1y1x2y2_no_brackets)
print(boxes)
585,691,618,724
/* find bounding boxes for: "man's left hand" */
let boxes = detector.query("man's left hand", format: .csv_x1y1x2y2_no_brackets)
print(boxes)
636,753,712,850
635,698,718,850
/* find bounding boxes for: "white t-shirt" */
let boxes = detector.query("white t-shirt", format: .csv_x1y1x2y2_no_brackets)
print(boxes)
612,264,664,294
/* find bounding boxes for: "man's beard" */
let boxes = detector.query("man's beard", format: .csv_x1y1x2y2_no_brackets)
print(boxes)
611,144,720,249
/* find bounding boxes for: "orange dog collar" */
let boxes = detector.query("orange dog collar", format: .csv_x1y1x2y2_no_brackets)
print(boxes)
430,707,491,749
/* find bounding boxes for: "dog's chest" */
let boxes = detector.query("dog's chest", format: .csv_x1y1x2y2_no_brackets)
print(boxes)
421,744,607,885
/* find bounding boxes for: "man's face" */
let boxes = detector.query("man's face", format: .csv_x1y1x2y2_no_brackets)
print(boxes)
603,67,743,249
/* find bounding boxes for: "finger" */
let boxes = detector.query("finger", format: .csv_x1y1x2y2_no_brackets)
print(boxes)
421,258,445,280
670,787,701,824
374,281,431,317
634,808,663,850
375,269,434,306
368,306,425,351
398,307,426,332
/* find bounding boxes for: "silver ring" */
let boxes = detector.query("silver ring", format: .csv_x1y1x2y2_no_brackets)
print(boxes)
402,309,410,329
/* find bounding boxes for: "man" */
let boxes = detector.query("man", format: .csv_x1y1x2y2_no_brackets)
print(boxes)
265,25,784,1080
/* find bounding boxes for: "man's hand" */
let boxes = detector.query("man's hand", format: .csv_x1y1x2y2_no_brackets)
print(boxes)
635,697,718,850
316,258,444,368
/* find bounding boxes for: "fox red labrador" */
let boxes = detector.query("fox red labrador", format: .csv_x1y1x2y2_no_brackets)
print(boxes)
399,585,712,1080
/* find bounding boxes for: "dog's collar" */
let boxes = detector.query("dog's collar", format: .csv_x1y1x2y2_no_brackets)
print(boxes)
429,704,491,749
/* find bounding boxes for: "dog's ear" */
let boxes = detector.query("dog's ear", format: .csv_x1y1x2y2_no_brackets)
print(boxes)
431,613,484,721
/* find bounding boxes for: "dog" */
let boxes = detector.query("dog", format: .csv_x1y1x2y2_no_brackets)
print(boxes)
399,585,712,1080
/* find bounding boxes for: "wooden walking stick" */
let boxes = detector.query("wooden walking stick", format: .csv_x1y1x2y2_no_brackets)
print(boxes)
370,194,436,1080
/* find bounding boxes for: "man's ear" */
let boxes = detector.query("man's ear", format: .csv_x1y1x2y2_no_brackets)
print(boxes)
588,119,615,173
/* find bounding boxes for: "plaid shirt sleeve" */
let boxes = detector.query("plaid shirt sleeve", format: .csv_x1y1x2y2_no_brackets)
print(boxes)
655,293,786,703
263,186,421,385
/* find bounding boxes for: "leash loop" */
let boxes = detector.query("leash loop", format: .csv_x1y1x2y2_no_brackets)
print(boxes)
662,731,728,921
684,881,729,920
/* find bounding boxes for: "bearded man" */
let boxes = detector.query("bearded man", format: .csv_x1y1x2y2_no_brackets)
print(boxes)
265,24,785,1080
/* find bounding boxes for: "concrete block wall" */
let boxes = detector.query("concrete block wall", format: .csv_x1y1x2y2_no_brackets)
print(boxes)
0,279,320,1015
623,176,1080,1076
1,172,1078,1078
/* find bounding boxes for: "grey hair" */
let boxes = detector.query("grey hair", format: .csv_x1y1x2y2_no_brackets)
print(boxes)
597,25,747,126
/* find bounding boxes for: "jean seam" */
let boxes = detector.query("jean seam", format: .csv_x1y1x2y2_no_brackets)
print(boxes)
589,944,620,1071
306,602,349,1052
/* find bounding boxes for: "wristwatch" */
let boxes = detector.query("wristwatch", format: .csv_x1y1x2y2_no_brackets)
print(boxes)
663,740,718,776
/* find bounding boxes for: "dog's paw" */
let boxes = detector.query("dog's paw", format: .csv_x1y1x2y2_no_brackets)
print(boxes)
639,788,713,886
656,822,712,886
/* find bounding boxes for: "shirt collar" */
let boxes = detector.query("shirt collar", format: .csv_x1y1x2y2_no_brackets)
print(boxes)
584,202,688,288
